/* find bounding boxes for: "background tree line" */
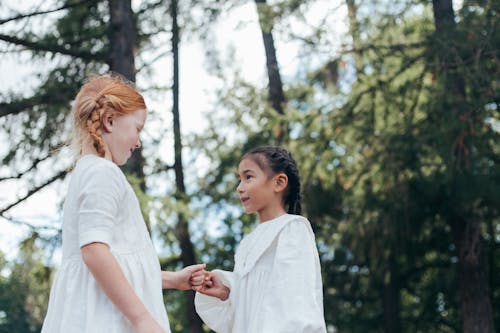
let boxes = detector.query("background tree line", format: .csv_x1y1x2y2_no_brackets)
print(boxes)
0,0,498,332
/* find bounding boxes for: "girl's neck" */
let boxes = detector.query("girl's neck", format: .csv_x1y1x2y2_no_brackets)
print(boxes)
258,206,287,224
81,141,112,162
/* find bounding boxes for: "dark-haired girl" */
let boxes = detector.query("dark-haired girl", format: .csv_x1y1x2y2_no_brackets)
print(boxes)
195,146,326,332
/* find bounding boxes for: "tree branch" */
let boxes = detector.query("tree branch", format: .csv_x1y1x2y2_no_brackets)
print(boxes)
343,52,425,115
0,213,60,231
0,33,106,61
0,170,67,215
0,0,97,25
0,154,52,181
0,88,73,118
341,41,427,57
136,0,164,16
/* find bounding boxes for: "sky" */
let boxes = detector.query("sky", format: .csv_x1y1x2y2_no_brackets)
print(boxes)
0,0,347,263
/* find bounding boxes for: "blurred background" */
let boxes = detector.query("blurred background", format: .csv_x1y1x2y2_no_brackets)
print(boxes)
0,0,498,332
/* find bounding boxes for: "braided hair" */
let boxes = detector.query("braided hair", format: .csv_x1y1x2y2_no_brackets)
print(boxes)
242,146,302,215
71,74,146,158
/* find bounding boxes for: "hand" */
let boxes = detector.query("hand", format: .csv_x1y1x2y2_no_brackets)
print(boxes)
132,312,166,333
173,263,206,290
190,268,207,289
195,271,230,301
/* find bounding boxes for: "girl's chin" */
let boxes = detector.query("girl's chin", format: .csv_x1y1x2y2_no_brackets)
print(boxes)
243,206,255,214
112,156,128,166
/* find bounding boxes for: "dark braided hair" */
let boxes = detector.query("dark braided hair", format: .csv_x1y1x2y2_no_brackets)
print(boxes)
242,146,302,215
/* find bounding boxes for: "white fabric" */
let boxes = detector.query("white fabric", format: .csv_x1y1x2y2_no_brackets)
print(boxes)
41,154,170,333
195,214,326,333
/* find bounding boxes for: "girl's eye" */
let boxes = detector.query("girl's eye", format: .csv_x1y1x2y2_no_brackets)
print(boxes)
246,175,253,180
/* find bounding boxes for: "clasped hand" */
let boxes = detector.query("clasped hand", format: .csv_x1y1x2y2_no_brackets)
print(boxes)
191,270,230,301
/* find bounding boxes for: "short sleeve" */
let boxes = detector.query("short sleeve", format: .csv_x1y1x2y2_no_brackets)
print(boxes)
258,219,327,332
195,270,235,333
77,163,123,247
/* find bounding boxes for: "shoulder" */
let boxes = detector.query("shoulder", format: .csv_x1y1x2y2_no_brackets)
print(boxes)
271,214,314,248
273,215,318,264
74,155,126,191
278,214,316,248
281,214,312,235
76,155,122,178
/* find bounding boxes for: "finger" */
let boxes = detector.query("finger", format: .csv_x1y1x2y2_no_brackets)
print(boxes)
191,271,206,279
190,278,204,286
191,272,205,280
194,275,205,283
189,263,206,273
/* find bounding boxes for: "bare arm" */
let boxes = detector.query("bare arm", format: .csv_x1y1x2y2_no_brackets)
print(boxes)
81,242,165,333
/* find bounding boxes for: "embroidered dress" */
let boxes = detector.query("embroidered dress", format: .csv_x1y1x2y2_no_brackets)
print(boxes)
195,214,326,333
41,155,170,333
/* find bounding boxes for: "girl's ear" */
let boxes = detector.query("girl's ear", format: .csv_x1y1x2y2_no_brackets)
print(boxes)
274,173,288,193
102,112,114,133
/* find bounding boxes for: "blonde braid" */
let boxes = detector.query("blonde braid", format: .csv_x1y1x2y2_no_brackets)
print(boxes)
86,96,107,157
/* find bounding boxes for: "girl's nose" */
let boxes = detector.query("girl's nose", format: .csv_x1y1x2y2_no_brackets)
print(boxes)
135,139,141,149
236,181,243,193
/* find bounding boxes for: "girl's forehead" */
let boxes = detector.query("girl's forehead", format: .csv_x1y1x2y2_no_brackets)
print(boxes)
238,157,262,172
132,108,147,123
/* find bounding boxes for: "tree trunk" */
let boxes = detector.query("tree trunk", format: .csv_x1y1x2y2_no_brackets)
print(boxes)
345,0,375,132
382,254,401,333
255,0,286,142
108,0,136,81
108,0,146,188
345,0,363,75
170,1,203,332
431,1,495,332
451,218,495,333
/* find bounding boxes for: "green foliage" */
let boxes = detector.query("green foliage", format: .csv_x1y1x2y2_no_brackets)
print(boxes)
0,234,54,333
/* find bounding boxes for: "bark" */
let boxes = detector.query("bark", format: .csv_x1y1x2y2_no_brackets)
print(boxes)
108,0,146,188
431,1,495,332
108,0,136,80
452,218,495,333
255,0,286,142
170,1,203,331
382,254,401,333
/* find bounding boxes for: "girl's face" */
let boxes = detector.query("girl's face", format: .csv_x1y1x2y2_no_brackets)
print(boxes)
102,109,146,166
236,157,286,222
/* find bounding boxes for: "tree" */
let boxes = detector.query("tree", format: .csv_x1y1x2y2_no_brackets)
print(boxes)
168,0,203,331
428,0,497,331
0,233,55,333
254,0,287,142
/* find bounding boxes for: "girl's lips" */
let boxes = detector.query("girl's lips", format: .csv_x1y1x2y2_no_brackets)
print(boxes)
240,197,249,203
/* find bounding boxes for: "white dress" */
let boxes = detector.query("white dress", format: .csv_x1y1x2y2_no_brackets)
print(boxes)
195,214,326,333
41,154,170,333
